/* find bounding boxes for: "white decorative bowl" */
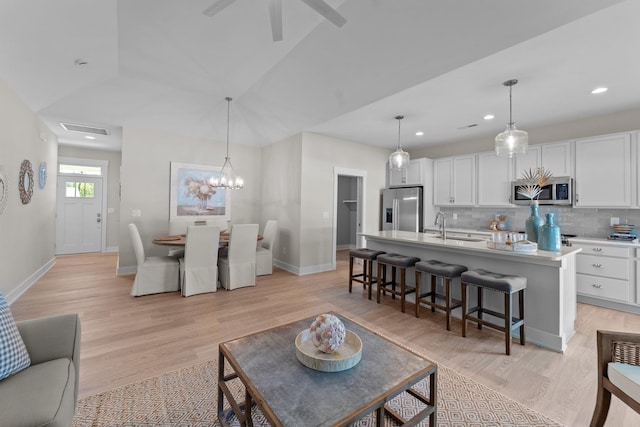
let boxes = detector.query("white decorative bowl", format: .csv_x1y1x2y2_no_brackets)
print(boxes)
295,329,362,372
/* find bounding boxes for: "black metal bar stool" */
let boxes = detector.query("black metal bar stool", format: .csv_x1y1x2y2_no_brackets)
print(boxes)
461,269,526,355
348,248,386,300
414,260,468,331
376,253,420,313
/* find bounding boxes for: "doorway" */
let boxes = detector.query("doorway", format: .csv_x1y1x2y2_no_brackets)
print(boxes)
55,158,109,254
332,167,366,270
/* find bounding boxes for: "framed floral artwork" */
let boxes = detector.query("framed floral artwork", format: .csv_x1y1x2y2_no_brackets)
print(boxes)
169,162,229,222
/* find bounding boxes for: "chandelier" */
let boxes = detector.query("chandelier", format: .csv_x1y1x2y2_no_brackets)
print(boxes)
389,115,410,170
495,79,528,157
210,97,244,189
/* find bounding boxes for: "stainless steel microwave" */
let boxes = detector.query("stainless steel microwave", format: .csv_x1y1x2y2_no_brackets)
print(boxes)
512,176,573,206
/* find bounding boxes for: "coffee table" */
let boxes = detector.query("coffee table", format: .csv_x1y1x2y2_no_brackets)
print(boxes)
217,313,437,426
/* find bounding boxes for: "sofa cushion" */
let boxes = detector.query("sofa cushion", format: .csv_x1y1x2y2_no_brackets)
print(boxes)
609,362,640,403
0,358,76,427
0,294,30,380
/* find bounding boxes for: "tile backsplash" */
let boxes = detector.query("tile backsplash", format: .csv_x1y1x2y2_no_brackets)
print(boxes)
438,206,640,238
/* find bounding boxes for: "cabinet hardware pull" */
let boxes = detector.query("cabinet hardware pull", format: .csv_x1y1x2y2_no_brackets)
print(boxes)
592,264,603,268
592,284,602,288
592,248,603,252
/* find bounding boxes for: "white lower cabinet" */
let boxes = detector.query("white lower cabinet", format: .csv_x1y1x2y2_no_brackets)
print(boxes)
572,239,636,308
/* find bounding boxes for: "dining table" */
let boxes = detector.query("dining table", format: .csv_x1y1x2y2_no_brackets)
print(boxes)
153,231,263,246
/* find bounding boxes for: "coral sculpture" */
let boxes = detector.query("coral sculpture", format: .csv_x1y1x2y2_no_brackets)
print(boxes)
309,314,346,353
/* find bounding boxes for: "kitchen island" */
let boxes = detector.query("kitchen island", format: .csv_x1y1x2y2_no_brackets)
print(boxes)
361,230,582,353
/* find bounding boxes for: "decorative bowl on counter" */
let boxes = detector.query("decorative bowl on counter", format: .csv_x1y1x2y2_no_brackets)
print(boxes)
613,224,635,234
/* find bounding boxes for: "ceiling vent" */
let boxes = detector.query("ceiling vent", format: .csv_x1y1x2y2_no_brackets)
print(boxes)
59,122,109,136
456,123,478,130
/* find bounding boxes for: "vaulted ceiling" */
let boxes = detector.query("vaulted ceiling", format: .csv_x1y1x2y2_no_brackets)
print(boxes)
0,0,637,152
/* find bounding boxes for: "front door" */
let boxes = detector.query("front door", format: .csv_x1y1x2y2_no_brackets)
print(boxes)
56,176,103,254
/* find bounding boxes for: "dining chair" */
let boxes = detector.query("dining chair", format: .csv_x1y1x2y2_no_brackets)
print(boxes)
179,225,220,296
128,223,180,296
256,219,278,276
590,330,640,426
218,223,259,290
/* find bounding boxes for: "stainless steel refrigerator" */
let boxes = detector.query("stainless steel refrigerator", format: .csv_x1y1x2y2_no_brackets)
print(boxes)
380,186,423,232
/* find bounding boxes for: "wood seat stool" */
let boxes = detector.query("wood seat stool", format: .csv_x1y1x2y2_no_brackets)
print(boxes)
376,253,420,313
349,248,386,300
415,260,468,331
461,268,527,355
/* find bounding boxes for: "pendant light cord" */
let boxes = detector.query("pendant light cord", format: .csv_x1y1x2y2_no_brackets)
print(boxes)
509,84,514,126
395,115,404,149
225,96,232,159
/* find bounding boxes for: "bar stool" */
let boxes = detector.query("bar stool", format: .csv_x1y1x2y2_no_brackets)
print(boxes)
376,253,420,313
414,260,468,331
461,269,526,355
348,248,386,300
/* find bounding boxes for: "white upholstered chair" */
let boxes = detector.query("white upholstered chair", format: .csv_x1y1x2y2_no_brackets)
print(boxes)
256,219,278,276
218,223,259,290
179,225,220,296
128,223,180,296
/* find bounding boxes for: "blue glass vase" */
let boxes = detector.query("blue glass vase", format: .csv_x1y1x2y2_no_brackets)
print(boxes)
539,213,561,252
525,202,544,243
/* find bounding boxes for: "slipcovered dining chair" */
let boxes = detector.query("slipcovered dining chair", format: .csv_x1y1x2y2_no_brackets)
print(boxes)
590,330,640,426
128,223,180,296
179,225,220,296
256,219,278,276
218,223,259,290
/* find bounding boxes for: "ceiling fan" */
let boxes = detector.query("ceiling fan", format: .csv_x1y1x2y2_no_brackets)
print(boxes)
203,0,347,42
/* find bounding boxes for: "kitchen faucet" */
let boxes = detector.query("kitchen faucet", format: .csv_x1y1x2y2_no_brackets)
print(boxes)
435,211,446,240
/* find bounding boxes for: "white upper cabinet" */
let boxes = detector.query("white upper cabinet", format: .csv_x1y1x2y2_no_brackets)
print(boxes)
513,142,571,179
477,152,513,206
513,146,541,180
541,141,572,177
575,133,632,207
388,158,424,187
433,155,475,206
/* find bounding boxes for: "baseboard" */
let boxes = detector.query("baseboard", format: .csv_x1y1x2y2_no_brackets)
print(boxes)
117,266,137,275
299,263,335,276
105,246,119,253
273,259,299,275
336,244,355,251
578,294,640,315
6,258,55,305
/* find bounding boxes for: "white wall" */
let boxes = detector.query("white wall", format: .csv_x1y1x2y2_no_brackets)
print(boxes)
117,127,262,273
57,146,122,251
299,132,389,273
260,133,302,269
411,108,640,159
0,79,58,302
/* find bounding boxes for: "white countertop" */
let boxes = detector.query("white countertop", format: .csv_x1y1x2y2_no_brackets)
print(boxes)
422,226,494,236
568,236,640,248
361,230,581,261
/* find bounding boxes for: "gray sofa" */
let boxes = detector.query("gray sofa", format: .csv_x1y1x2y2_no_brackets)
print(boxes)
0,314,81,427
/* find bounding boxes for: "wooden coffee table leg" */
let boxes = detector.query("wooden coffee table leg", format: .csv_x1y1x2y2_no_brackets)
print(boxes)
376,405,384,427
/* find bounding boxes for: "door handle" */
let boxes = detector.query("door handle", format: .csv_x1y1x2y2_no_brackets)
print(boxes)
592,284,603,289
97,213,101,223
592,264,603,268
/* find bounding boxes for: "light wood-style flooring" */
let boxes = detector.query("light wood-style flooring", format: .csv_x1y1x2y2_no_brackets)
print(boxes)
10,251,640,426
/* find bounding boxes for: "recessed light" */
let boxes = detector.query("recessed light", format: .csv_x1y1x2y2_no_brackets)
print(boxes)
591,87,608,94
85,135,96,140
484,114,495,120
415,131,424,136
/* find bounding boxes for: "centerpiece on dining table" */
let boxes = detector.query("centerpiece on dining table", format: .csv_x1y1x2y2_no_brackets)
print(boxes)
295,313,362,372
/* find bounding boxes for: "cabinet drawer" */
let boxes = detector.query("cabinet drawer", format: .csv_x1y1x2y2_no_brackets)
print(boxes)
577,274,629,302
573,243,630,258
576,254,629,280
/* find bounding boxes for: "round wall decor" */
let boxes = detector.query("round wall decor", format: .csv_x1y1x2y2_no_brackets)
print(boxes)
0,170,8,214
19,159,34,204
39,161,47,189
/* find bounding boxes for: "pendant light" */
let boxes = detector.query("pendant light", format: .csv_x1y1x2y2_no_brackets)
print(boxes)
389,115,410,170
495,79,528,157
210,97,244,189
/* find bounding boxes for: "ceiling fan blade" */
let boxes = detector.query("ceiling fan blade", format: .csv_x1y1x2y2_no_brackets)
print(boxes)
269,0,283,42
299,0,347,27
202,0,238,17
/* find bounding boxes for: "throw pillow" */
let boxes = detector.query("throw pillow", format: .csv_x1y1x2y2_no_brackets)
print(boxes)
0,293,30,380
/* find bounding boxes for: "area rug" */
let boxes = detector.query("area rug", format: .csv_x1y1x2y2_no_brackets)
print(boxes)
72,358,562,427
